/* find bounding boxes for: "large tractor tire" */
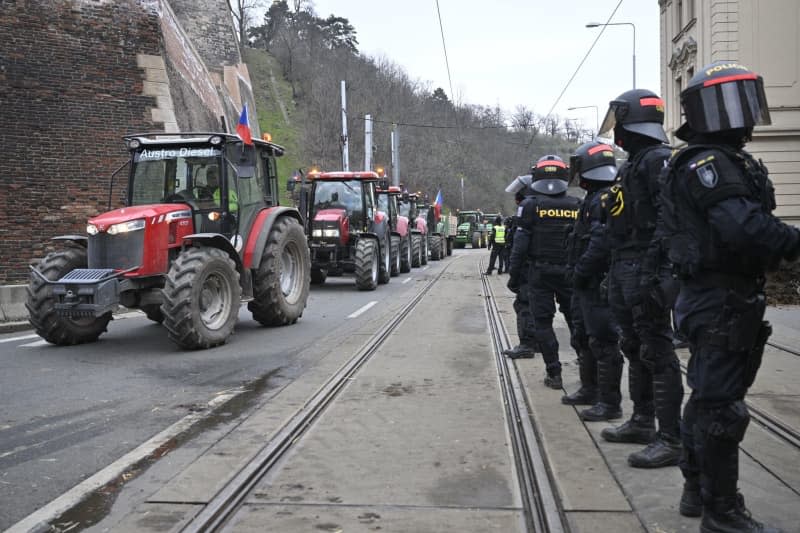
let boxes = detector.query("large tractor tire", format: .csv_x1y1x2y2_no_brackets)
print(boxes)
249,217,310,326
378,234,391,285
430,234,442,261
421,236,429,265
26,247,111,345
471,232,481,249
142,304,164,324
162,246,241,349
400,234,412,273
310,268,327,285
411,234,422,268
390,235,401,276
354,238,379,291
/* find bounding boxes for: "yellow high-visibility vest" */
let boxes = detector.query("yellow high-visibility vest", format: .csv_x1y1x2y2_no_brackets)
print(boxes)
494,226,506,244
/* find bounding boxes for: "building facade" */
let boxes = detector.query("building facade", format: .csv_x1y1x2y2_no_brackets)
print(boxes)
660,0,800,221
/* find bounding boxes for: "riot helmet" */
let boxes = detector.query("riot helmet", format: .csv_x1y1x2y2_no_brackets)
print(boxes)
599,88,669,145
531,155,568,195
505,174,535,196
676,62,771,141
569,141,618,189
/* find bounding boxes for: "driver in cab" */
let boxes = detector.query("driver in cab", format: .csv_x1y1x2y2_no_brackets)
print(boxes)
205,166,238,212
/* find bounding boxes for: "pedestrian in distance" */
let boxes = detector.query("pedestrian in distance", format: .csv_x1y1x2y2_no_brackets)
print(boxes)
563,141,624,416
594,88,684,470
502,216,513,272
662,61,800,533
502,177,539,359
507,155,581,390
485,215,507,275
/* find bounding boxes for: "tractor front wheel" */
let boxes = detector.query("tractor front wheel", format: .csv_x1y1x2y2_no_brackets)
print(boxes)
421,236,429,265
430,234,442,260
400,235,412,273
354,238,379,291
411,234,422,268
390,235,401,276
471,232,481,249
26,247,111,345
162,247,241,349
249,217,310,326
378,234,391,285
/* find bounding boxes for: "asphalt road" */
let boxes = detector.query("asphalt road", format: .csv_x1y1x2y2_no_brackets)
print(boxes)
0,255,457,530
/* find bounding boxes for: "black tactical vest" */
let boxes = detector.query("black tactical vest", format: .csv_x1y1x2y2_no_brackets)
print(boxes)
660,144,776,278
528,194,581,265
608,145,671,251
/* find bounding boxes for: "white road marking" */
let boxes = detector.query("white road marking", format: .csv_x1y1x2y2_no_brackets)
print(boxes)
421,266,429,271
0,334,39,344
347,301,378,318
402,277,412,284
5,389,241,533
20,340,49,348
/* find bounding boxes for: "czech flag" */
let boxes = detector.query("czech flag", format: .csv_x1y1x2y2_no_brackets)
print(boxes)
433,190,443,219
236,104,253,145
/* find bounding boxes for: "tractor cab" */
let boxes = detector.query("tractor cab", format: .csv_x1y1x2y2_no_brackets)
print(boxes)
28,132,310,350
305,172,392,290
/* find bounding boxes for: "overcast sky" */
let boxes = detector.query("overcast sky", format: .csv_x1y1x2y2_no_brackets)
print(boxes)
306,0,662,135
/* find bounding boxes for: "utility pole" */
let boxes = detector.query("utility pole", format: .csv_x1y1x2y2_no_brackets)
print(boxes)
364,114,373,171
341,80,349,171
460,177,464,210
390,124,400,187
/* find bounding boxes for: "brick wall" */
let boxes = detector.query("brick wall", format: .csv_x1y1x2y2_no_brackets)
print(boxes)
0,0,162,284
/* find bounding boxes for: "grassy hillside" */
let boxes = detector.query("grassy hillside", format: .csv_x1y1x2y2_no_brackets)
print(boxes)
243,48,302,206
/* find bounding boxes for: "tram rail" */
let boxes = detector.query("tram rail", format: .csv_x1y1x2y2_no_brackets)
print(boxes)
480,262,566,533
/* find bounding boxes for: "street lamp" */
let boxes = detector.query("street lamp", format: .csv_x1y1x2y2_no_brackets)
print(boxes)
567,105,600,138
586,21,636,89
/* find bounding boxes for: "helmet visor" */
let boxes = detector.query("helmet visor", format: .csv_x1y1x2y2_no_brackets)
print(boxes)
532,179,568,195
684,75,771,132
582,164,618,182
505,174,532,193
598,100,627,137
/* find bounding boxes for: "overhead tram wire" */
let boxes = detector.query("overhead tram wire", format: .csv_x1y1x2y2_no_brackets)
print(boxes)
525,0,625,149
435,0,462,140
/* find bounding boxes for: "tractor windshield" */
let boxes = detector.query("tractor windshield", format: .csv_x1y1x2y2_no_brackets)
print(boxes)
130,147,223,206
398,201,410,218
377,193,389,214
312,180,364,227
458,213,478,224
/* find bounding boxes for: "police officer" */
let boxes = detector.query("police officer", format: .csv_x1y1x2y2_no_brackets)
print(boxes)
563,142,624,419
663,62,799,532
594,89,684,469
486,216,507,274
508,156,581,389
503,176,538,358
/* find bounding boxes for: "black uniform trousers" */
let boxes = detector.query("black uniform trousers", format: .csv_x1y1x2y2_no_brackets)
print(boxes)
608,255,682,436
528,264,574,377
676,283,761,504
488,243,507,273
513,261,536,347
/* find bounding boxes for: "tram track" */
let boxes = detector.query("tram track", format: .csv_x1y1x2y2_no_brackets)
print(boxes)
181,259,458,532
480,262,566,533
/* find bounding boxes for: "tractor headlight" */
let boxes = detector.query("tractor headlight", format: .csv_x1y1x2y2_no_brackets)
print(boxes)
86,223,99,236
322,229,339,238
312,228,323,237
107,219,145,235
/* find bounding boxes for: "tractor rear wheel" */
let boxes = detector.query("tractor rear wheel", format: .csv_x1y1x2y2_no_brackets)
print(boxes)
471,232,481,249
378,234,391,285
310,268,327,285
26,247,111,345
249,217,310,326
390,235,401,276
162,246,241,349
400,235,412,273
355,238,379,290
411,234,422,268
142,304,164,323
421,236,429,265
430,234,442,260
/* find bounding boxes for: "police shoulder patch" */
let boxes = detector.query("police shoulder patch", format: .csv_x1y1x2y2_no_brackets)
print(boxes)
688,151,721,188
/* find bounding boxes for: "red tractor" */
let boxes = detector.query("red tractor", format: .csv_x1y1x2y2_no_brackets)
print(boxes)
377,186,412,274
303,171,392,290
398,193,427,268
27,133,311,350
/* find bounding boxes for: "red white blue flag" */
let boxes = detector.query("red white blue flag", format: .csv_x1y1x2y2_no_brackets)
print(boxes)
236,104,253,145
434,189,443,219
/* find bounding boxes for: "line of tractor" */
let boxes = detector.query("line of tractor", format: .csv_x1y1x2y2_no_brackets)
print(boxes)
25,132,472,352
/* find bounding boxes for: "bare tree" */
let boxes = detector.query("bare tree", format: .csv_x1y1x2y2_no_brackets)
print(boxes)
228,0,264,49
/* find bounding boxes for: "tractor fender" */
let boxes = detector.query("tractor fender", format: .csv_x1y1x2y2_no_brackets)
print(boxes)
181,233,244,273
243,206,303,269
52,235,88,247
391,230,402,239
356,231,380,243
410,228,422,235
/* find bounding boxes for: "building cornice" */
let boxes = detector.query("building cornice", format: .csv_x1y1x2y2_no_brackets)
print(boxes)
669,37,698,77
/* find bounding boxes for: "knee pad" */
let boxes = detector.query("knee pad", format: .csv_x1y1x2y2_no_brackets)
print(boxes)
700,401,750,443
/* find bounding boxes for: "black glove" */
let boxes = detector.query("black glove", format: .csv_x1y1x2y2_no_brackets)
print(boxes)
507,273,520,293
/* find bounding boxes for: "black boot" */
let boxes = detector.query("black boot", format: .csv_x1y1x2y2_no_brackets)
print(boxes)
580,402,623,421
544,373,562,390
562,348,597,405
601,414,656,444
562,387,597,405
679,478,702,518
581,345,622,420
504,343,535,358
628,432,682,468
701,494,784,533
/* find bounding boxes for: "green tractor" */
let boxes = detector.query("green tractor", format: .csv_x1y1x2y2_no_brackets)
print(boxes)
454,210,488,249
